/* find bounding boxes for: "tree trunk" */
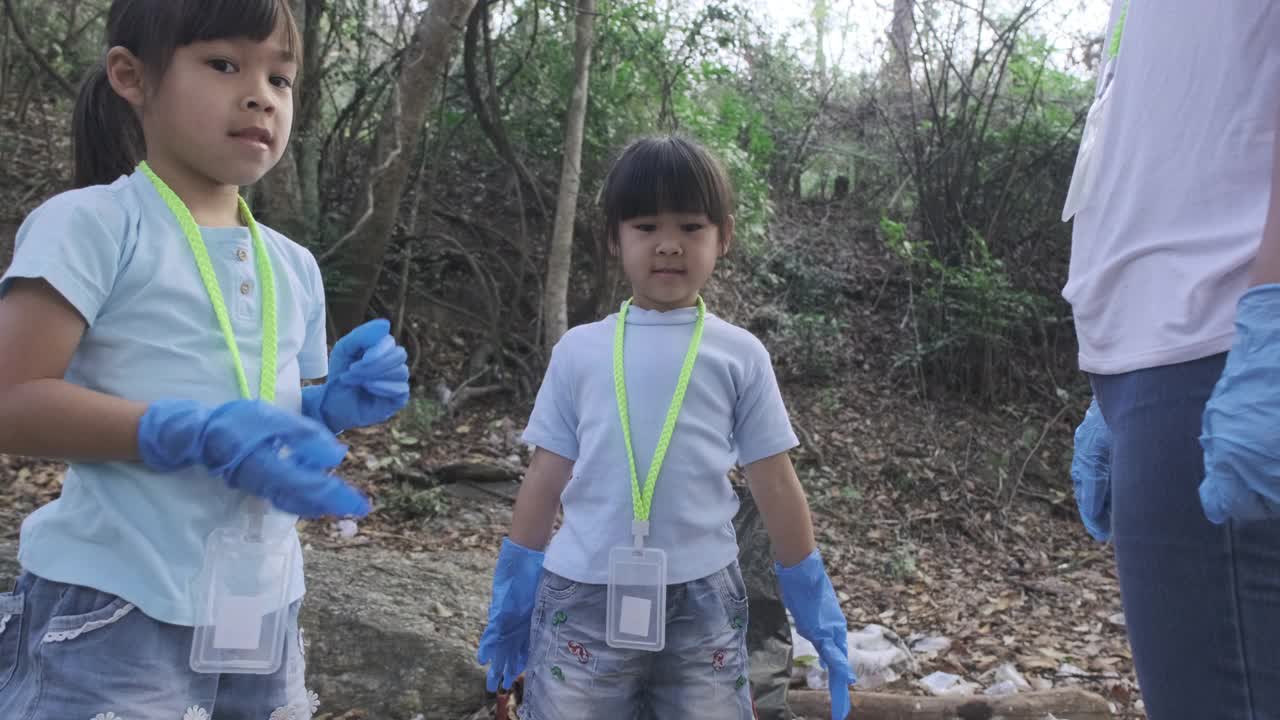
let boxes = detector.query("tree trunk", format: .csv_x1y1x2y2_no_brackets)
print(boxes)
295,0,326,228
328,0,480,334
812,0,828,87
888,0,915,95
257,146,306,240
256,0,324,243
542,0,596,347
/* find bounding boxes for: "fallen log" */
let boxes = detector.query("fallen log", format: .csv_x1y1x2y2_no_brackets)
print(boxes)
788,687,1112,720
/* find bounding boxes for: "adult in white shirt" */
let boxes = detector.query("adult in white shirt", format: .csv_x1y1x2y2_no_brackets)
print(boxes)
1064,2,1280,718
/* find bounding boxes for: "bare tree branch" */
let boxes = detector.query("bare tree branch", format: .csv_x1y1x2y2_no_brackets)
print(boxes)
2,0,75,97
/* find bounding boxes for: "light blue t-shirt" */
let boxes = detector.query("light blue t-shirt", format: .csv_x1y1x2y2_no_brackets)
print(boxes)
523,304,799,585
0,170,328,626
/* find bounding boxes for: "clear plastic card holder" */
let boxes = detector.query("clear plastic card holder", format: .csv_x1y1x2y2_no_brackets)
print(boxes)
190,499,294,674
606,545,667,652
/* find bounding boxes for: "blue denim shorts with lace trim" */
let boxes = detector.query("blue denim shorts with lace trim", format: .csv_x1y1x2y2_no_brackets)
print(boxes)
0,572,317,720
521,561,755,720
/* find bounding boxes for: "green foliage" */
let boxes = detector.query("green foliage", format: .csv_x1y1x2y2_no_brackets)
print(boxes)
870,22,1092,401
677,85,775,249
397,394,444,438
774,311,845,382
885,216,1047,398
754,251,845,313
885,541,918,580
4,0,1095,406
380,483,451,521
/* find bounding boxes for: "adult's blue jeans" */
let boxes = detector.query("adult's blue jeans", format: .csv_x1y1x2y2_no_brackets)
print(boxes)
1092,353,1280,719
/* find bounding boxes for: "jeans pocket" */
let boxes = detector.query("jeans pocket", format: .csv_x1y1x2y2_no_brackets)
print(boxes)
0,591,24,693
40,589,135,647
711,563,750,632
715,563,749,604
538,570,580,601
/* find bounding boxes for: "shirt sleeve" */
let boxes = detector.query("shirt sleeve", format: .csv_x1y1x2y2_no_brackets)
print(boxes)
0,188,126,325
732,336,800,466
296,247,329,380
521,337,581,461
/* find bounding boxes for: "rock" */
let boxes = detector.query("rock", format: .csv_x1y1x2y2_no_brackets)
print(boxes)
300,542,492,719
733,484,793,720
0,540,495,720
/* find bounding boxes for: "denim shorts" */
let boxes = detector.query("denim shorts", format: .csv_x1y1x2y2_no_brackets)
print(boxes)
520,561,754,720
1092,353,1280,720
0,572,317,720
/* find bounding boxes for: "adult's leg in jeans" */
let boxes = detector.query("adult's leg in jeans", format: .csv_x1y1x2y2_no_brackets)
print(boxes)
1092,354,1280,720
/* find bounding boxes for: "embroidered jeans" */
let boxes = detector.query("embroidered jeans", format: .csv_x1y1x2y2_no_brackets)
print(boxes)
520,561,755,720
0,572,316,720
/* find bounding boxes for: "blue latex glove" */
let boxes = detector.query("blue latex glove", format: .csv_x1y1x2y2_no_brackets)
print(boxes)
303,318,411,433
476,537,544,692
1200,284,1280,523
1071,397,1112,542
138,398,370,518
776,549,855,720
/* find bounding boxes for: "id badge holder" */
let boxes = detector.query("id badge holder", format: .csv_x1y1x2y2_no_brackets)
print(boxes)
606,521,666,652
190,498,295,674
1062,58,1118,221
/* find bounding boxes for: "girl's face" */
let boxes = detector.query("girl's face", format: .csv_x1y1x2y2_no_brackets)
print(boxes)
117,19,297,190
612,211,734,312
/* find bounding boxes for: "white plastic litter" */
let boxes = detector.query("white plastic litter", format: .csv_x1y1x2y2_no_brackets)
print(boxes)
918,671,980,697
984,680,1020,696
790,620,919,691
847,624,915,690
335,519,358,539
790,625,827,690
910,635,952,657
1058,662,1089,678
982,662,1032,696
1030,676,1054,691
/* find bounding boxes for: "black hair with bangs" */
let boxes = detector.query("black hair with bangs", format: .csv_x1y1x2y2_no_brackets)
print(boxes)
72,0,301,188
601,135,735,246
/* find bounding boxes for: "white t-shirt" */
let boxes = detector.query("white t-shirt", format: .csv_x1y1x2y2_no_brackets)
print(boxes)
522,304,799,585
1063,0,1280,374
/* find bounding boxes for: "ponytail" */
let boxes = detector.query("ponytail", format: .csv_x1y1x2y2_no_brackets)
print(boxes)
72,65,145,189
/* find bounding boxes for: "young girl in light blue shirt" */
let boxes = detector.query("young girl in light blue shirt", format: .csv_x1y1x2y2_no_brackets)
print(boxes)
0,1,408,717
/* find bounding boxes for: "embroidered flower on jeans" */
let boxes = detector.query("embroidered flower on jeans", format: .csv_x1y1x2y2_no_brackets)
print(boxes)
308,690,320,713
183,708,210,720
566,640,591,664
712,649,727,671
268,706,296,720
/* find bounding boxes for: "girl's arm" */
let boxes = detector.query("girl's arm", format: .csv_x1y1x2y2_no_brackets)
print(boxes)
509,447,575,549
0,278,146,461
744,450,818,567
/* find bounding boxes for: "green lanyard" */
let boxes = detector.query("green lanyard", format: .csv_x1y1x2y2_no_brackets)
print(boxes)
613,296,705,538
1108,1,1128,60
138,162,278,403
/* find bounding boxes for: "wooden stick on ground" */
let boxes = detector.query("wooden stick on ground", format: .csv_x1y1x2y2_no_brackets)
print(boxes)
788,687,1112,720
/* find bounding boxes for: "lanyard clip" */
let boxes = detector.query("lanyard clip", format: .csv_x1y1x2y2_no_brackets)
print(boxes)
632,520,649,549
